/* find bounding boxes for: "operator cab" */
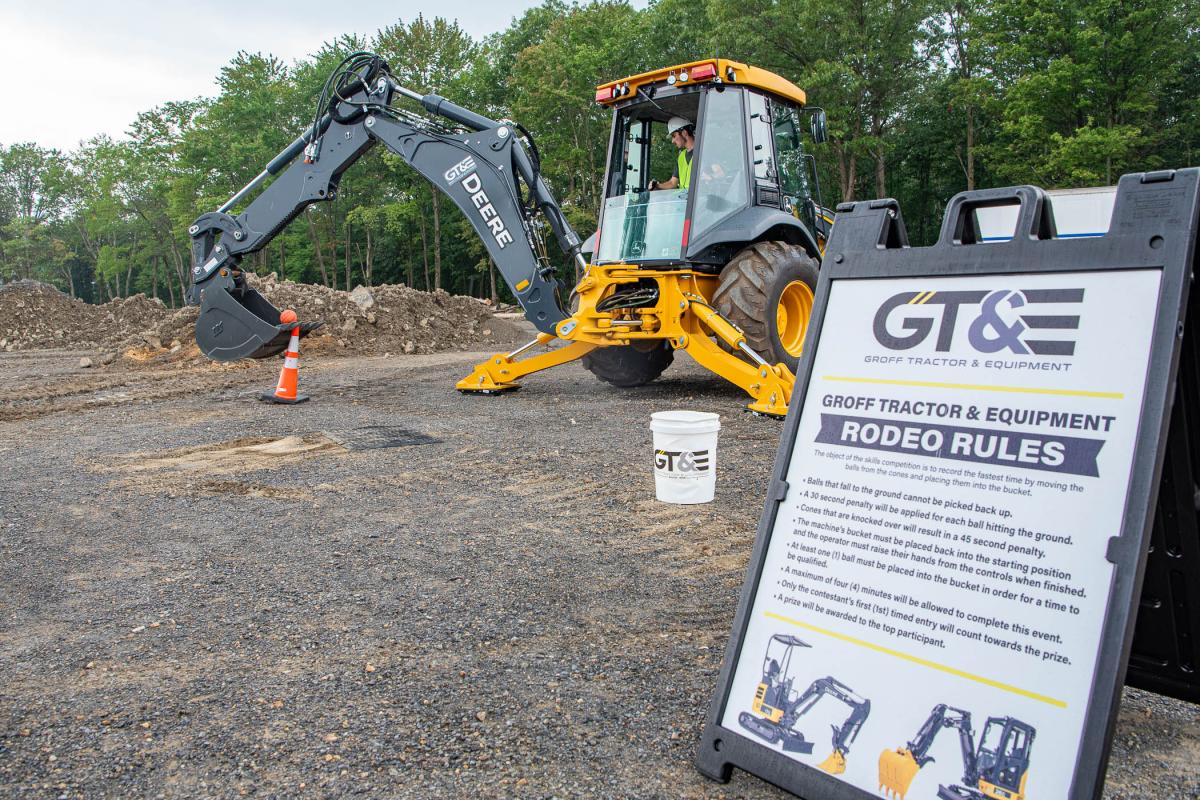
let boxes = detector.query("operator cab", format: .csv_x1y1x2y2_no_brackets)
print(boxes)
978,716,1035,791
759,633,810,711
594,59,829,271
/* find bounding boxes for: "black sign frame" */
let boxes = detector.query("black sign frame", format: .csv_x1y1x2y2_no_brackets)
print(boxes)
696,169,1200,800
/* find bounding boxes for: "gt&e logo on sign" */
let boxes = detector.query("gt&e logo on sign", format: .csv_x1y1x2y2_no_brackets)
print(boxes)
655,449,711,473
872,289,1083,356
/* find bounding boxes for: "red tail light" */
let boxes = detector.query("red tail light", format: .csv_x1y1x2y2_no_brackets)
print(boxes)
690,63,717,81
595,87,612,103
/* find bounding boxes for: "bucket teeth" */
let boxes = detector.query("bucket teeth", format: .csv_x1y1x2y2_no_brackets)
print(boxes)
817,749,847,775
877,748,921,800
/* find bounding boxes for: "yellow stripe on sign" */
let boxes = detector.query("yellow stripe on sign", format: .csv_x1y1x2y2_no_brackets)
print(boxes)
918,291,935,304
907,291,929,305
823,375,1124,400
763,611,1067,708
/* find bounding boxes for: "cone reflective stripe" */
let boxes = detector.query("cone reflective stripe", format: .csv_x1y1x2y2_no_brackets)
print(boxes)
261,325,310,404
275,329,301,394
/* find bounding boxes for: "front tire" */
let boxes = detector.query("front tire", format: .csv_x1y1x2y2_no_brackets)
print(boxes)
581,340,675,388
712,241,818,370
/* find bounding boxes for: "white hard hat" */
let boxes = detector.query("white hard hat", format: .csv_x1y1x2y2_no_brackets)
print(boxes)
667,116,692,135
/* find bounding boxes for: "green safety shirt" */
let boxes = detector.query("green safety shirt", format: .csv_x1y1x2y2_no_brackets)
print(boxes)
673,148,694,189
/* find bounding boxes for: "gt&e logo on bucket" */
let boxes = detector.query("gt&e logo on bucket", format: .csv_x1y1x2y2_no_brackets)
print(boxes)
655,449,711,473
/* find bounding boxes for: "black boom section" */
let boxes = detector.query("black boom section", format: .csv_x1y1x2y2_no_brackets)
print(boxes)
365,116,567,333
190,115,567,336
188,64,576,353
197,119,375,271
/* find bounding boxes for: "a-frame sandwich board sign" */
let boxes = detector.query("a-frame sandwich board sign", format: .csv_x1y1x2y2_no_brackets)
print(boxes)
1128,278,1200,702
696,169,1200,800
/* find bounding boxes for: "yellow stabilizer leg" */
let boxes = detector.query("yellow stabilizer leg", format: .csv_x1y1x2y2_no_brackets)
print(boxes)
878,748,921,800
817,749,847,775
457,333,598,393
681,303,794,417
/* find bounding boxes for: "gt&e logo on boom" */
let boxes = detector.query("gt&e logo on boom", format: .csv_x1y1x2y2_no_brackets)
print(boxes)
444,156,476,184
872,289,1083,356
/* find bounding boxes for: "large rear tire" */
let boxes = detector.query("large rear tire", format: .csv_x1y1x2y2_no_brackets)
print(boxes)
581,340,675,388
712,241,818,370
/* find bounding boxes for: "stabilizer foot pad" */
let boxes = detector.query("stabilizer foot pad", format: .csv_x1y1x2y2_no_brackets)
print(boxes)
458,386,522,396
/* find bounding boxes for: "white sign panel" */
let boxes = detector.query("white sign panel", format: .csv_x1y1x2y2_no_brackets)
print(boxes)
721,270,1161,799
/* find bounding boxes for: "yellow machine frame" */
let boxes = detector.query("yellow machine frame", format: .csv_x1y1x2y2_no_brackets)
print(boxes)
457,264,797,416
751,681,786,723
456,58,827,418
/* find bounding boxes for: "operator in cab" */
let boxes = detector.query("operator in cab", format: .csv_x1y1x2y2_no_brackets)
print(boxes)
649,116,695,191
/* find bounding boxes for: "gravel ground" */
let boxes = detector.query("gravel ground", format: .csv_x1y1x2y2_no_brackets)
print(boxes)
1,342,1197,799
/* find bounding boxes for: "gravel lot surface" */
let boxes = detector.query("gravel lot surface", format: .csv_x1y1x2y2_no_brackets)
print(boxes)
1,341,1197,799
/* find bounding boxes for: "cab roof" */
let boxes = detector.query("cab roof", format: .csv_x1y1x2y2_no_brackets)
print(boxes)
595,59,807,107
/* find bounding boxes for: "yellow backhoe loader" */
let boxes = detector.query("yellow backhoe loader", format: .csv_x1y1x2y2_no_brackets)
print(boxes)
188,53,830,417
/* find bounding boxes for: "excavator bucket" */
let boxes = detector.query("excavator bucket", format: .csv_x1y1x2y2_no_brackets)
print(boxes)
817,749,847,775
878,748,921,799
194,281,321,362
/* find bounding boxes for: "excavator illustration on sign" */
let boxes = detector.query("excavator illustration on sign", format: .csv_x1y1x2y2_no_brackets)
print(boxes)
736,634,871,774
878,703,1036,800
187,52,831,417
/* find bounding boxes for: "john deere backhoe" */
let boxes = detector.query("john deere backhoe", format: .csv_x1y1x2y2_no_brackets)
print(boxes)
878,703,1036,800
188,53,830,417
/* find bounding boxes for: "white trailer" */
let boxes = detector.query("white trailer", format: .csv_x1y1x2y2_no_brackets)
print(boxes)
975,185,1117,240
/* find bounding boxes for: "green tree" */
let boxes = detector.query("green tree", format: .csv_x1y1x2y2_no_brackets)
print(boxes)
375,16,478,291
509,2,645,221
639,0,719,66
709,0,936,202
122,102,203,305
984,0,1191,185
457,0,567,116
0,143,70,285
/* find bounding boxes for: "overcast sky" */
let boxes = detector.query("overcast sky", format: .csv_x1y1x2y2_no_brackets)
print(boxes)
0,0,579,152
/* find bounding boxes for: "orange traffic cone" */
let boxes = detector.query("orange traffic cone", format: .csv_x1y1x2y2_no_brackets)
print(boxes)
261,309,309,404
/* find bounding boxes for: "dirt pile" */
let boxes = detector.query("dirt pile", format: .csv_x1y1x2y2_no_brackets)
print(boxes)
0,281,147,351
243,273,525,356
0,276,526,362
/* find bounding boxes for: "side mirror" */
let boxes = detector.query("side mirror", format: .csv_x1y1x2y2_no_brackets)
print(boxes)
810,108,828,144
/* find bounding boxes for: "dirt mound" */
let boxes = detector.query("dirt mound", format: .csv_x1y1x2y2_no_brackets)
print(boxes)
102,294,172,336
243,273,526,357
0,281,113,350
0,276,527,363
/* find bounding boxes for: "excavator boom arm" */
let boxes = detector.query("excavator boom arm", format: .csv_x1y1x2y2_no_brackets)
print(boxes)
903,703,974,769
832,696,870,753
188,56,581,361
787,676,871,754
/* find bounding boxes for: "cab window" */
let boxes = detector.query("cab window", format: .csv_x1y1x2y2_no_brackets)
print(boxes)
597,102,696,263
772,102,812,210
690,87,749,243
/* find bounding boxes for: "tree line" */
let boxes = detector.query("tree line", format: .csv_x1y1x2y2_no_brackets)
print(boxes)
0,0,1195,305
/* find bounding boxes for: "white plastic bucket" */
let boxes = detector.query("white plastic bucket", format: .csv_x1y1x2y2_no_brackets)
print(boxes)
650,410,721,504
